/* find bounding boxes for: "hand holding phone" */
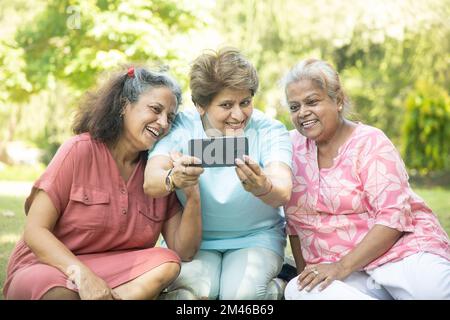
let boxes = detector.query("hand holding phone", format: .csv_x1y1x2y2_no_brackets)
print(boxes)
188,136,249,167
235,155,273,197
168,151,204,190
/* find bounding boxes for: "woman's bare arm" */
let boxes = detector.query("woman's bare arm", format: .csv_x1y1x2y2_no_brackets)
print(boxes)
289,235,306,274
24,190,118,299
161,186,202,261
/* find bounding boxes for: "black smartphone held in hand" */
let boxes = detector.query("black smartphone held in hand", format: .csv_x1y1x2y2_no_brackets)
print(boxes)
188,136,249,167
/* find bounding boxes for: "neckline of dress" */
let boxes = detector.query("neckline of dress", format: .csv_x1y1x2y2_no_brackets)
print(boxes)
314,122,362,172
103,143,142,187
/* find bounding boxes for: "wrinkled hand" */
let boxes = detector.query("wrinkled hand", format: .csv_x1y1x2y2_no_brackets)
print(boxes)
235,155,272,197
182,182,200,199
75,268,121,300
170,151,204,189
298,262,352,292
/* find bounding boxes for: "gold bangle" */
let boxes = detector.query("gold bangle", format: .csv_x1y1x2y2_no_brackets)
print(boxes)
169,175,175,192
165,168,176,192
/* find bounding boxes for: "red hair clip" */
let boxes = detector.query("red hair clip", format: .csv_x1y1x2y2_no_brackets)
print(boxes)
127,66,135,78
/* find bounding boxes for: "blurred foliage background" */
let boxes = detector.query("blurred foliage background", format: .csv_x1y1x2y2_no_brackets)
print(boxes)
0,0,449,175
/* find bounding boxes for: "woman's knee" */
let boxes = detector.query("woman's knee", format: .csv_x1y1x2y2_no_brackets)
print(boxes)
411,254,450,299
284,277,301,300
284,278,336,300
154,262,181,285
180,275,220,300
136,262,180,291
6,264,68,300
220,276,285,300
284,276,375,300
373,253,450,299
171,266,220,299
41,287,79,300
116,262,181,299
408,274,450,299
219,281,257,300
168,251,221,299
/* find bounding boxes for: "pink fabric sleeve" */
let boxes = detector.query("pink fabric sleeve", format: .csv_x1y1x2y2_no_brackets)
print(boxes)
25,139,78,216
359,130,415,232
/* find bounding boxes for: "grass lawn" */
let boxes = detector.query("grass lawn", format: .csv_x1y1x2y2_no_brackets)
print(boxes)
0,164,45,182
0,195,27,300
413,187,450,232
0,185,449,299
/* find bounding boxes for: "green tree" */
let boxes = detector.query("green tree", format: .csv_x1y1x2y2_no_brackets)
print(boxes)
16,0,204,93
214,0,450,150
402,81,450,173
0,0,39,163
6,0,207,162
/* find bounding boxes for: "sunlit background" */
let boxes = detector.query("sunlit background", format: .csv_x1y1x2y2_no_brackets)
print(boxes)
0,0,449,298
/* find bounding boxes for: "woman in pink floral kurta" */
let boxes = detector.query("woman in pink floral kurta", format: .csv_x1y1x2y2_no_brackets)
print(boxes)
282,58,450,300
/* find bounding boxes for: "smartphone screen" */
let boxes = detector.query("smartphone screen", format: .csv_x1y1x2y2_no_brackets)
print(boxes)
188,136,249,167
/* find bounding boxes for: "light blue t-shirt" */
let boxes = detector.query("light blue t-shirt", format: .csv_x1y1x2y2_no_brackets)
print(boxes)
148,108,292,257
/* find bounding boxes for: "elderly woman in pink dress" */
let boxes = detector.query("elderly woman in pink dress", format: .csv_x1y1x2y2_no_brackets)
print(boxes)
3,67,202,300
282,58,450,300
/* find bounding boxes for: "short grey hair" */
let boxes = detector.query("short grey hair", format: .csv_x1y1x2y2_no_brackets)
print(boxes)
123,67,182,108
281,58,350,111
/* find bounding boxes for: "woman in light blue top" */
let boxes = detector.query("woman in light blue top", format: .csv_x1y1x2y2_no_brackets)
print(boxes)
144,48,292,300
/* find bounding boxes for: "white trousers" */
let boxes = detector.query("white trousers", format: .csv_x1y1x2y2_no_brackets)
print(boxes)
164,247,284,300
285,252,450,300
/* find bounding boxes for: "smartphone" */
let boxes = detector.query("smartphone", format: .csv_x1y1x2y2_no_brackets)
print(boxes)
188,136,249,167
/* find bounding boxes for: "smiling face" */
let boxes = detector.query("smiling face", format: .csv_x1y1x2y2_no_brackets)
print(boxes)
197,88,253,136
286,79,341,143
121,86,177,151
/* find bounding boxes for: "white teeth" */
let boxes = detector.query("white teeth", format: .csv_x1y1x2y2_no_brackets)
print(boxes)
226,122,243,127
302,120,317,126
146,126,160,137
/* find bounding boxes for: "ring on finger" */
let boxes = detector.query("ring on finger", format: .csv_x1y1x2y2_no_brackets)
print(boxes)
242,179,248,185
183,165,187,175
312,269,319,276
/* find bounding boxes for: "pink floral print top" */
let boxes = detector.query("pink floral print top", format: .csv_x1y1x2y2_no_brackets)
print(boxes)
285,123,450,270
